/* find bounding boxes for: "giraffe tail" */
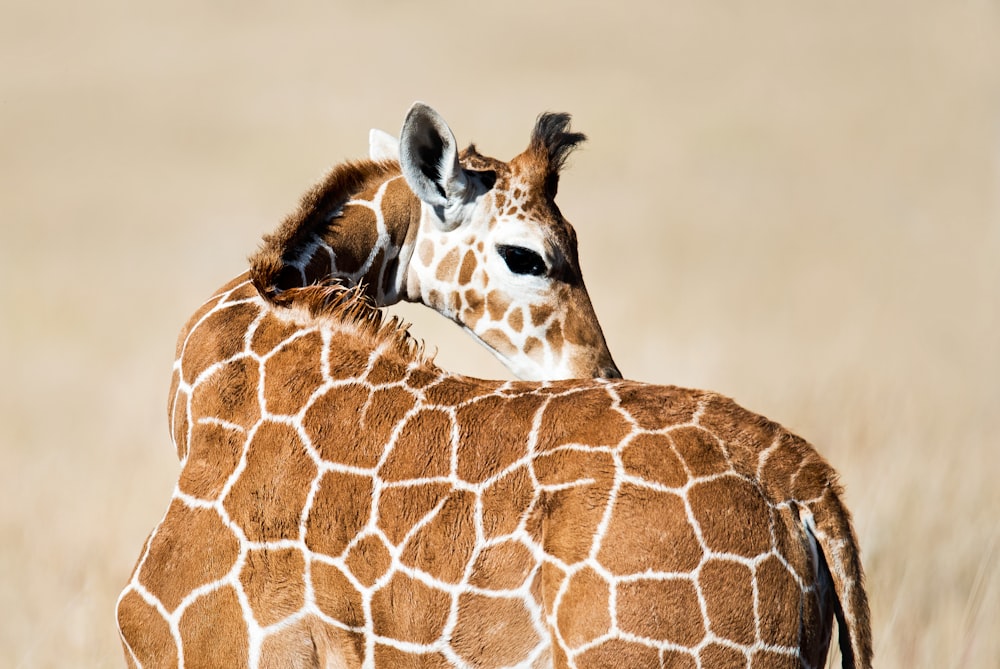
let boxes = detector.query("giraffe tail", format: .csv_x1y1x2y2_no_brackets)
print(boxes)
802,489,873,669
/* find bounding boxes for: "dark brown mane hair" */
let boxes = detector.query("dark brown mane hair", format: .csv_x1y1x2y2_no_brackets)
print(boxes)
247,159,421,360
266,281,425,362
249,159,400,300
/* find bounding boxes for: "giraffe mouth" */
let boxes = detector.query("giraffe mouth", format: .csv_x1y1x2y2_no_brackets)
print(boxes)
599,365,623,380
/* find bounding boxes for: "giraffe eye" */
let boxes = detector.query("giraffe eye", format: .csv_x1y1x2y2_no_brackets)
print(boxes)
498,245,547,277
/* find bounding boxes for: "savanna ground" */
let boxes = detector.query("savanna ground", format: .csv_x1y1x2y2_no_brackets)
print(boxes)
1,1,998,667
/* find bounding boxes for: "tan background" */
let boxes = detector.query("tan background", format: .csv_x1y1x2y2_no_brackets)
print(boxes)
2,1,999,666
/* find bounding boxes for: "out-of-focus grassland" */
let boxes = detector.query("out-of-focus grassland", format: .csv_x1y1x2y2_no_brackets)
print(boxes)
1,1,997,666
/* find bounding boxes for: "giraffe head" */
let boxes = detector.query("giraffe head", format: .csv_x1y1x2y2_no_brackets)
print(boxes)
376,103,620,381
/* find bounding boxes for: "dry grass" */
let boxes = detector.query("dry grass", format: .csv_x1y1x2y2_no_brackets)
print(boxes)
1,1,998,666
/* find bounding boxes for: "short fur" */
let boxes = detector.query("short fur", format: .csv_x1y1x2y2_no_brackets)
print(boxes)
118,278,872,669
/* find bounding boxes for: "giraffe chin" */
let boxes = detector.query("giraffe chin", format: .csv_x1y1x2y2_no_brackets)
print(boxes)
465,325,618,381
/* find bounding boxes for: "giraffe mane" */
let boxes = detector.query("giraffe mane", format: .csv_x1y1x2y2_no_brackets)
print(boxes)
249,159,401,299
271,281,428,363
247,159,426,362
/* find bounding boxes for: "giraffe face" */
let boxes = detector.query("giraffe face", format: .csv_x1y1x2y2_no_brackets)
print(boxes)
398,104,620,381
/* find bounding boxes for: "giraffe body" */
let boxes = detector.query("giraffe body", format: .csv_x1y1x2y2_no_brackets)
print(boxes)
118,284,872,669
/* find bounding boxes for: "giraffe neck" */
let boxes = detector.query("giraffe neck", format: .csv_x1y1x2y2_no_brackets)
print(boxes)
251,160,426,307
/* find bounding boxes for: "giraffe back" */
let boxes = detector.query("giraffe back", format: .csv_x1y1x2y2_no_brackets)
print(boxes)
119,281,871,669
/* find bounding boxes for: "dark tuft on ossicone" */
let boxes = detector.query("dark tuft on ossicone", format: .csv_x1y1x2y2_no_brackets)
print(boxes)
529,112,587,175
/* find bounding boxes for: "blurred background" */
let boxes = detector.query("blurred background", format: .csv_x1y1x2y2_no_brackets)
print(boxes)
2,0,998,666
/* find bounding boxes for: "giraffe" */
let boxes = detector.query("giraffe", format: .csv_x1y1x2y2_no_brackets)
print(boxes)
116,233,873,668
227,102,618,383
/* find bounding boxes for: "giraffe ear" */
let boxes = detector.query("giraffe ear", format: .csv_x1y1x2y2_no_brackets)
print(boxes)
369,128,400,162
399,102,470,225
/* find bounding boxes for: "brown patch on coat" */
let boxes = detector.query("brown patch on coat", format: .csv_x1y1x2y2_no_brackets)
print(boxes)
751,649,801,669
257,618,322,669
480,465,536,539
462,289,485,329
138,500,239,611
263,330,324,415
379,408,453,482
562,298,603,348
451,594,541,667
758,433,807,499
660,649,699,669
468,539,535,590
699,558,756,645
556,566,611,647
524,336,544,365
794,453,837,502
507,307,524,333
303,384,415,468
696,396,781,470
370,573,450,644
170,378,188,460
178,586,249,669
421,376,486,407
546,320,564,358
418,238,434,267
374,644,451,668
400,490,477,584
620,433,689,489
223,421,316,542
616,384,701,429
305,470,373,557
367,352,409,386
330,207,377,277
529,303,553,326
598,484,701,575
698,643,746,668
533,448,614,489
189,357,260,432
574,639,661,669
688,475,772,558
668,426,730,477
533,482,610,565
377,482,452,546
344,534,392,587
456,394,541,484
311,561,364,626
116,590,177,668
404,367,439,389
178,421,245,500
756,555,805,648
435,247,460,282
363,247,386,292
479,328,517,359
380,177,419,249
484,290,510,322
179,302,259,384
617,577,706,645
536,389,631,452
240,548,306,627
327,337,376,381
250,311,308,357
311,618,366,668
458,249,477,286
772,505,814,582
